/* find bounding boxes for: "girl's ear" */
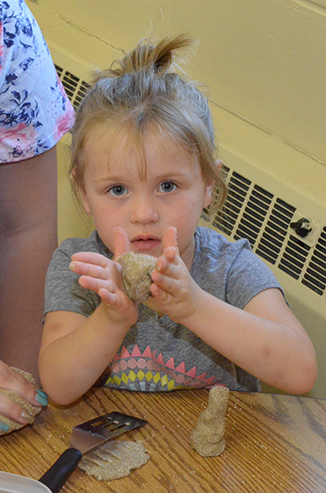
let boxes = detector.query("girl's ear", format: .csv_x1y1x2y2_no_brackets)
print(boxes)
204,180,215,209
215,159,223,171
203,159,223,208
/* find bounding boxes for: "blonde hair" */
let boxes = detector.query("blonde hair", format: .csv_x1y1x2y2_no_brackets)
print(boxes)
70,35,227,211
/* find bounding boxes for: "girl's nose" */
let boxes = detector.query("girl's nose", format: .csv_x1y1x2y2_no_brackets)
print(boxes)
130,195,159,224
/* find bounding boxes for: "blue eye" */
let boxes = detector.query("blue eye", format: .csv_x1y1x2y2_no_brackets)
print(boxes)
108,185,127,196
159,181,177,193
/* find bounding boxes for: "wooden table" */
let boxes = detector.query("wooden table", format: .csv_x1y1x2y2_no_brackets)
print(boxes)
1,388,326,492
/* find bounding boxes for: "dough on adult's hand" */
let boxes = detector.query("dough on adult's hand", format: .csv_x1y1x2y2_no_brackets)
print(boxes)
0,368,42,436
117,252,157,302
79,440,150,481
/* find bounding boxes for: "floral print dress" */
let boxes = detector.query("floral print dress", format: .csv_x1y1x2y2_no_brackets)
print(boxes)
0,0,74,163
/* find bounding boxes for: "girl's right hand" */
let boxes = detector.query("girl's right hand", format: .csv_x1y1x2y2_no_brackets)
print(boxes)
0,362,46,430
69,228,138,327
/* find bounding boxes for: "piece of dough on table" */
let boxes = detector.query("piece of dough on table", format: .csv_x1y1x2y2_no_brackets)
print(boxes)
79,440,150,481
190,385,229,457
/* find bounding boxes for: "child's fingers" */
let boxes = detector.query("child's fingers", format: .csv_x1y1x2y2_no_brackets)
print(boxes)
98,288,119,306
113,227,131,259
163,246,178,263
150,282,169,302
71,251,110,267
155,253,179,276
69,260,109,280
78,275,114,293
162,226,178,252
156,237,182,273
155,227,179,274
151,268,180,295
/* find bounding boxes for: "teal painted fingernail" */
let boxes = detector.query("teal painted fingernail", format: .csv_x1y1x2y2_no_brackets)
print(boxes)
37,390,48,399
0,421,10,432
36,390,48,406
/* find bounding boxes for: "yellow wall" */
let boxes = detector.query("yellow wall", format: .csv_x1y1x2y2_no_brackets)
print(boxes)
56,134,94,242
27,0,326,243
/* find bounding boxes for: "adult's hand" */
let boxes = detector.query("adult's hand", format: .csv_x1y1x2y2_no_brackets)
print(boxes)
0,361,47,432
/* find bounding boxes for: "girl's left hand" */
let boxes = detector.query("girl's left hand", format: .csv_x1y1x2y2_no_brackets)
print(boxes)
150,227,200,324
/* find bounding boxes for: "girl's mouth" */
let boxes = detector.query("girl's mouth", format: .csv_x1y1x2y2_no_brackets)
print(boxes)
130,236,160,253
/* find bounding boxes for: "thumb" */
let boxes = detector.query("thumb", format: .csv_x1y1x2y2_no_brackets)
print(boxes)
162,226,178,253
113,227,130,260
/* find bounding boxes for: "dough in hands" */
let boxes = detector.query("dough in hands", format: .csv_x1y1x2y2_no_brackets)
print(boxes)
190,385,229,457
79,440,150,481
117,252,157,303
0,368,42,435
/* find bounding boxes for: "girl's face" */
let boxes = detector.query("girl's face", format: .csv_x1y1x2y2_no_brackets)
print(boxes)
79,126,213,269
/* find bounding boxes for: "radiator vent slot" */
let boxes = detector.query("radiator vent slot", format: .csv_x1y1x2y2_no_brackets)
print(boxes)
234,185,274,248
54,63,326,299
279,235,310,280
257,199,295,265
55,64,90,109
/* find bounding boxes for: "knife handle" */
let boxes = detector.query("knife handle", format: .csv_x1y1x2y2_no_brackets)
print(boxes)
39,448,82,493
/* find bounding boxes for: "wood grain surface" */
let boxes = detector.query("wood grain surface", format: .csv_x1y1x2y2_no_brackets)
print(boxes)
0,388,326,492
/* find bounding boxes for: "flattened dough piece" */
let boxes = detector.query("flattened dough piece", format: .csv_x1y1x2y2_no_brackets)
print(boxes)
79,440,150,481
0,368,42,435
118,252,157,302
190,385,229,457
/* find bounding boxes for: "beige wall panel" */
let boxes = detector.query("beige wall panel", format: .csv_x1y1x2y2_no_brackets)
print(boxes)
56,135,94,243
29,0,326,165
311,0,326,7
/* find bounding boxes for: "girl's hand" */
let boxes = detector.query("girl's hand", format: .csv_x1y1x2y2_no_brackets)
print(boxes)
150,227,200,324
69,228,138,326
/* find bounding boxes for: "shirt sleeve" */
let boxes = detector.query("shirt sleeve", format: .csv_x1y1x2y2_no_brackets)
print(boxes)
225,241,285,309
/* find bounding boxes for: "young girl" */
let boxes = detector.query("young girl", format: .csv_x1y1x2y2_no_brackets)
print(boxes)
39,36,317,405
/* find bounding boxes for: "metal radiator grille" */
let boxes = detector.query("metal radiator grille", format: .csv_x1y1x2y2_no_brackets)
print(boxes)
207,169,326,298
302,228,326,295
55,65,90,109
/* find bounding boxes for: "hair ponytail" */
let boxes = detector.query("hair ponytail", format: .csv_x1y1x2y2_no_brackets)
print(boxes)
92,34,193,83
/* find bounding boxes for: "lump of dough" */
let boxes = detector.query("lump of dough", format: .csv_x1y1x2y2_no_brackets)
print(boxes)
0,368,42,436
190,385,229,457
117,252,157,302
79,440,150,481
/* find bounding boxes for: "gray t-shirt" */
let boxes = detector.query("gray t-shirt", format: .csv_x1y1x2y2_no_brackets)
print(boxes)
45,226,283,392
